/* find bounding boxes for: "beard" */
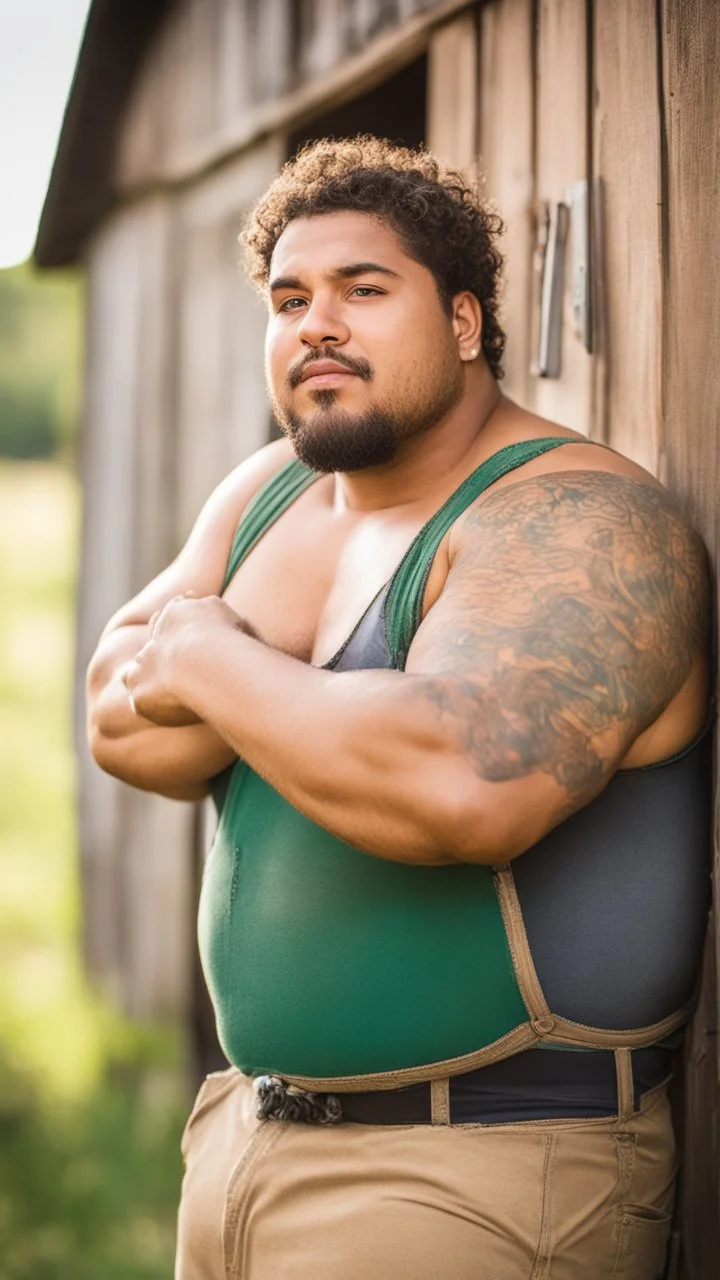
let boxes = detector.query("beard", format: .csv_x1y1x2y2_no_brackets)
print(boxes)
273,370,464,474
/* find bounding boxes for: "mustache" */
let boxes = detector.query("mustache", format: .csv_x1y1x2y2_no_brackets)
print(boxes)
287,347,373,389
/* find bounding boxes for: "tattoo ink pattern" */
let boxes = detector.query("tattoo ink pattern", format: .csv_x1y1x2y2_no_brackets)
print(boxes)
409,471,708,816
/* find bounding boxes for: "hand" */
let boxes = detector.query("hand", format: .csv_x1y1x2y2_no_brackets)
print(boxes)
125,594,242,727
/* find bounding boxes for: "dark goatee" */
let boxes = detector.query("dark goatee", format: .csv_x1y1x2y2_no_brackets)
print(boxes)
281,399,400,472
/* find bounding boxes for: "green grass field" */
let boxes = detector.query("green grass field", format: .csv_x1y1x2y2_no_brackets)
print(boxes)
0,462,187,1279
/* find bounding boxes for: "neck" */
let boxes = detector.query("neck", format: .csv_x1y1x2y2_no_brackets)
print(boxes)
330,368,504,514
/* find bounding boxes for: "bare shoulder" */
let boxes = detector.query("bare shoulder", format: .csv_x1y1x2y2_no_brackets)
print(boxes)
102,439,296,631
409,442,708,815
451,448,708,663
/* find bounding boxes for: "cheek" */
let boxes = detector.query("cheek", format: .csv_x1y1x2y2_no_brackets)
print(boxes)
378,319,454,398
264,326,290,397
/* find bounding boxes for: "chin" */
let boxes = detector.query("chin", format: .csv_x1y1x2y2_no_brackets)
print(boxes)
282,404,399,473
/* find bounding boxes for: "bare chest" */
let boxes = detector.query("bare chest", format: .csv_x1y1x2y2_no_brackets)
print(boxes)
221,496,444,667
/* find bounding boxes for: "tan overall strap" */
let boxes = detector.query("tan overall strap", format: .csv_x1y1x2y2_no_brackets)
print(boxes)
494,865,556,1035
494,862,694,1051
282,1022,540,1092
541,1002,694,1049
614,1048,635,1124
430,1078,451,1125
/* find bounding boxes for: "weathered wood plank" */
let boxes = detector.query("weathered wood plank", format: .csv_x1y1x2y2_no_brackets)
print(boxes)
164,0,221,165
79,199,197,1016
117,0,222,191
113,0,476,196
78,211,145,990
217,0,254,127
173,140,284,545
532,0,592,433
478,0,534,407
659,3,720,1271
131,198,179,583
427,9,479,168
251,0,294,103
299,0,346,79
592,0,661,469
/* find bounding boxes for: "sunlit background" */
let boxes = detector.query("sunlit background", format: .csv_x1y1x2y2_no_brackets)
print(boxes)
0,4,186,1276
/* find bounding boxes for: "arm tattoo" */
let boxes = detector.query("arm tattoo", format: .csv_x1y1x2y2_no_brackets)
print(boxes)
410,471,708,813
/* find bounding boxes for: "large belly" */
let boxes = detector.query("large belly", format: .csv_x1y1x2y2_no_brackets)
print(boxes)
198,764,526,1079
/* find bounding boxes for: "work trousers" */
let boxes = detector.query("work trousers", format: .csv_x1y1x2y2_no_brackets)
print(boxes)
175,1066,676,1280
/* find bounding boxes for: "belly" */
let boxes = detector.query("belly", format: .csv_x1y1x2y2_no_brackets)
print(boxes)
198,763,526,1079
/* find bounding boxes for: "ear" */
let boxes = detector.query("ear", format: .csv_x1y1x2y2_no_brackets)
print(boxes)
451,291,483,363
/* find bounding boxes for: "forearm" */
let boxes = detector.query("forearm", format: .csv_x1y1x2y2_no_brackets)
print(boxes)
87,627,236,798
171,626,502,862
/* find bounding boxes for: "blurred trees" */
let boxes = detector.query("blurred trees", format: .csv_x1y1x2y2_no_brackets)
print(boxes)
0,263,82,460
0,464,186,1278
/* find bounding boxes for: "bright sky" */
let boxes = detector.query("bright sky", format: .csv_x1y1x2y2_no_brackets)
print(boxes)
0,0,92,268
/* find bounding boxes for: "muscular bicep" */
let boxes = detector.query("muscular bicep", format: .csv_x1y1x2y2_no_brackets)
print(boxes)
407,470,708,822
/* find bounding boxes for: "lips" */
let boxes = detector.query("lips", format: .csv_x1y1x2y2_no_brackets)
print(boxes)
299,360,357,383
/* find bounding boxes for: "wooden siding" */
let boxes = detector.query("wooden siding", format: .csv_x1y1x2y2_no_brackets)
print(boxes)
531,0,592,432
427,8,479,168
173,142,284,543
593,0,662,470
115,0,476,193
78,197,195,1014
478,0,534,405
660,2,720,1273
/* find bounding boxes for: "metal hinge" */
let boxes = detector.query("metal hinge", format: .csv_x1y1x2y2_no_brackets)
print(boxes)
531,180,592,380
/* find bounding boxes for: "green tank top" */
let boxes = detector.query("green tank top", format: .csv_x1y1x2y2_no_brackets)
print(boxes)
197,438,694,1090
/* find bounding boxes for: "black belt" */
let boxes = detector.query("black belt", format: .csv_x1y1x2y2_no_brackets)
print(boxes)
255,1046,673,1127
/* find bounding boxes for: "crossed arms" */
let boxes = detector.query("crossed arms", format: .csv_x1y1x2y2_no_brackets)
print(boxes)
88,467,708,865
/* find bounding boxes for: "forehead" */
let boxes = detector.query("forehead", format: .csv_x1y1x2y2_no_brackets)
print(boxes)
269,211,414,281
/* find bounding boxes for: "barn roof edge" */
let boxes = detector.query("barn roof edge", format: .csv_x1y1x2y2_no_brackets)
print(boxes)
34,0,176,268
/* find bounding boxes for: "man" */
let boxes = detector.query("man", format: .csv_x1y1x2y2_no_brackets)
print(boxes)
87,137,710,1279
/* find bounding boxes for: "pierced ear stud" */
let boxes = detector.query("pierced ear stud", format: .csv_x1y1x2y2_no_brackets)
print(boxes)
467,347,479,360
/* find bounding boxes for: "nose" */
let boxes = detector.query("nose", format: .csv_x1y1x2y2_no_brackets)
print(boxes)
296,293,350,349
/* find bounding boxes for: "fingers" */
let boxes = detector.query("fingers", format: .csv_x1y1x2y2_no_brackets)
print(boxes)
148,590,196,638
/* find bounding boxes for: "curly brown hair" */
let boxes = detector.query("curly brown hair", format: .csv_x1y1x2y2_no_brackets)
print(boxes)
242,136,506,381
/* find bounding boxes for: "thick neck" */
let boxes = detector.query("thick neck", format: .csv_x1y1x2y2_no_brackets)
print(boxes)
328,365,504,515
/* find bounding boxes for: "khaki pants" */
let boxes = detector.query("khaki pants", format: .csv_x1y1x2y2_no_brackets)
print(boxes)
175,1067,676,1280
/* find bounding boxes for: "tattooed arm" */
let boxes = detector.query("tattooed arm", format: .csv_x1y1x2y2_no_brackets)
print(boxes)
404,470,709,843
126,470,708,864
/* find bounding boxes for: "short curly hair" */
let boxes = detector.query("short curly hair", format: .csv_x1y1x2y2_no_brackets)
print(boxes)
242,136,506,381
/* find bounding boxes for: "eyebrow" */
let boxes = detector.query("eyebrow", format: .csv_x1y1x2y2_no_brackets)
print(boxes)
269,262,401,292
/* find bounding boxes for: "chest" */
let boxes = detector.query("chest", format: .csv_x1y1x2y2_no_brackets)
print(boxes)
221,493,447,667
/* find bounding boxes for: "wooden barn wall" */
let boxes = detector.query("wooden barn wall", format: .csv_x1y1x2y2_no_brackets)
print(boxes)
593,0,662,472
660,2,720,1273
427,8,479,168
79,197,195,1016
478,0,534,406
173,141,284,544
115,0,464,193
531,0,592,433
